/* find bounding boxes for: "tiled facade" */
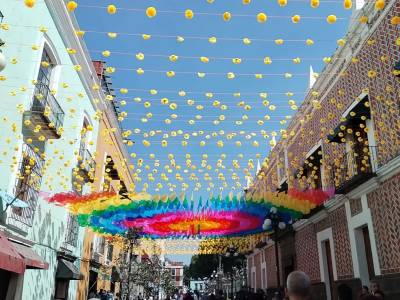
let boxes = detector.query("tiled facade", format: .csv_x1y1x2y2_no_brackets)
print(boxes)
246,1,400,299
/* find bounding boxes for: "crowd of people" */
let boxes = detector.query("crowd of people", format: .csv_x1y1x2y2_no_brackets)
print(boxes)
87,271,386,300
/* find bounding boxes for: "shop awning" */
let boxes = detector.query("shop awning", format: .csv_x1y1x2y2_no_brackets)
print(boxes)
56,259,83,280
12,242,49,270
0,231,25,274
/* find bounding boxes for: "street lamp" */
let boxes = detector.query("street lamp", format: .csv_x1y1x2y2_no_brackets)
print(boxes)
263,207,287,300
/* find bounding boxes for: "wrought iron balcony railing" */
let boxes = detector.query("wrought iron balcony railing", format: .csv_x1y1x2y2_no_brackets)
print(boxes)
24,81,65,139
9,143,45,226
329,146,378,194
77,145,96,182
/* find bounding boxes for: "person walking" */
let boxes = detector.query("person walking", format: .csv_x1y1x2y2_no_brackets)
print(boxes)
285,271,312,300
370,281,385,299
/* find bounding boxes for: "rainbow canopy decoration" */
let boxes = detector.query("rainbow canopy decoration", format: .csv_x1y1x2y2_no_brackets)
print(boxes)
48,188,331,238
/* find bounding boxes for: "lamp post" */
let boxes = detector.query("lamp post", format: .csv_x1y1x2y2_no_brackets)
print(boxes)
263,207,287,300
225,246,239,300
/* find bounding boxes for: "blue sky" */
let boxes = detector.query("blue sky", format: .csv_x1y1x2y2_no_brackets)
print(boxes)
76,0,352,203
75,0,353,263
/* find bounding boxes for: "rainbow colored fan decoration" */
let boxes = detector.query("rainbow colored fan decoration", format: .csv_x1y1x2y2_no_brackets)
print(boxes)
47,188,332,238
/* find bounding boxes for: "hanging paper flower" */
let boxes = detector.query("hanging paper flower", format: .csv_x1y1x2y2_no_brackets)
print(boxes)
391,16,400,25
223,12,232,21
177,36,185,42
243,0,251,4
343,0,352,9
200,56,209,63
293,57,301,64
137,68,144,75
66,1,78,12
227,72,235,79
169,55,178,62
142,34,151,40
107,4,117,14
374,0,385,10
278,0,288,6
146,6,157,18
102,50,111,57
209,36,217,44
257,13,267,23
108,32,117,38
24,0,36,8
197,72,206,78
166,71,176,77
232,58,242,64
275,39,284,45
337,39,346,46
264,57,272,64
136,52,145,60
185,9,194,19
243,38,251,45
326,15,337,24
292,15,301,23
310,0,320,8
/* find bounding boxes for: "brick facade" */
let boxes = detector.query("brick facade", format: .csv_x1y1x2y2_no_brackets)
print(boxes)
368,173,400,275
247,1,400,298
295,225,321,282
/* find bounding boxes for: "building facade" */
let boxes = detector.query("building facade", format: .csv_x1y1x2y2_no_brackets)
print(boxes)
76,60,135,299
246,1,400,299
165,260,184,289
0,0,131,299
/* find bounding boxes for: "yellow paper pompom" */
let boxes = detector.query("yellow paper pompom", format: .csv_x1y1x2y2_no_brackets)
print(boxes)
374,0,385,10
278,0,287,6
306,39,314,46
343,0,352,9
359,15,368,24
24,0,36,8
102,50,111,57
169,55,178,62
107,4,117,14
66,1,78,12
264,57,272,64
146,6,157,18
209,36,217,44
185,9,194,19
275,39,284,45
243,0,251,4
390,16,400,25
326,15,337,24
76,30,85,37
142,34,151,40
310,0,320,8
108,32,117,39
166,71,175,77
337,39,346,46
136,52,145,60
200,56,209,63
227,72,235,79
243,38,251,45
232,58,242,64
223,12,231,21
257,13,267,23
292,15,301,23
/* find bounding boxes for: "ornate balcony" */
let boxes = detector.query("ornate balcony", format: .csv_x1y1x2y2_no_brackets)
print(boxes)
23,81,65,139
9,143,45,226
77,146,96,183
329,146,378,194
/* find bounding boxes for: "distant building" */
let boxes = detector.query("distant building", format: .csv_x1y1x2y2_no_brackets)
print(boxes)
165,259,184,289
189,279,206,292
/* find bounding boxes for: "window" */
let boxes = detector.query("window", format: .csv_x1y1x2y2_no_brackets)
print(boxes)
10,143,45,226
64,214,79,247
328,96,377,193
107,243,114,262
297,146,323,190
277,150,288,184
170,269,176,276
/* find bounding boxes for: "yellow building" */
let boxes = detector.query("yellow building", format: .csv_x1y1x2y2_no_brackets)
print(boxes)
76,61,135,299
